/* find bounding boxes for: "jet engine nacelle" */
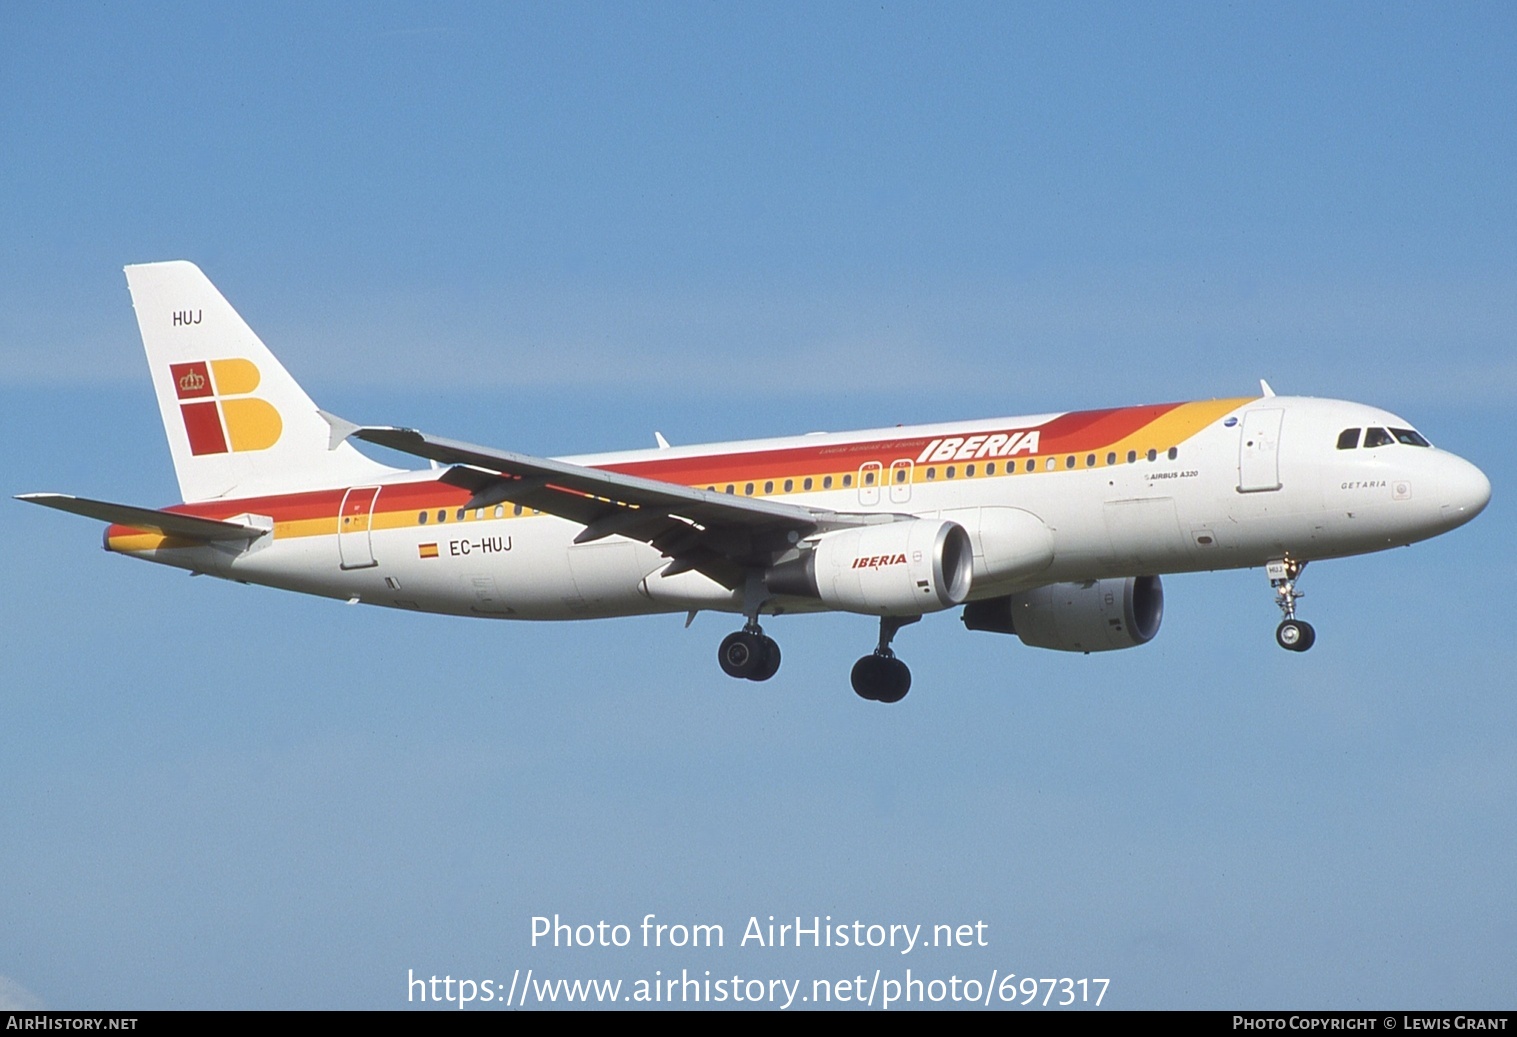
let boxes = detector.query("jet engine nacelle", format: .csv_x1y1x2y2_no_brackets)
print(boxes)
961,575,1164,652
767,519,974,616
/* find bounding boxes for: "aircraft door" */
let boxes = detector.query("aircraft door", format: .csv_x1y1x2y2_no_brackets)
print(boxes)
338,486,381,569
1237,409,1284,493
858,462,882,506
889,459,913,504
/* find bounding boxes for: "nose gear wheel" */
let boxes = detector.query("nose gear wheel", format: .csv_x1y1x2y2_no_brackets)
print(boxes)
1268,558,1316,652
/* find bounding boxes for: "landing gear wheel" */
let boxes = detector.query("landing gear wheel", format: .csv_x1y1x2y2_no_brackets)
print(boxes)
1267,558,1316,652
1276,619,1316,652
718,631,765,678
851,654,911,703
719,631,781,680
749,636,781,682
851,655,884,700
877,657,911,702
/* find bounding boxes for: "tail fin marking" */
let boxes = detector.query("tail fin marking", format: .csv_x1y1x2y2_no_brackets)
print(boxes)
124,261,395,502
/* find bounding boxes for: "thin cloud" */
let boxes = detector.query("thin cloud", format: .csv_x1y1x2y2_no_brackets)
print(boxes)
0,975,45,1010
5,274,1514,410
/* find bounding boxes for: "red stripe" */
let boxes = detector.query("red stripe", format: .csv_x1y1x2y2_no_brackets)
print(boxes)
136,400,1203,527
1035,403,1179,453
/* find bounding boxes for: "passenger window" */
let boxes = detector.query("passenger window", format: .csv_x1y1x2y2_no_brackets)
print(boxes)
946,466,956,479
1064,456,1075,469
803,477,813,490
986,462,996,475
725,484,734,494
1337,428,1361,450
784,479,793,492
1086,454,1095,467
1045,458,1056,471
1146,449,1157,462
1167,447,1177,460
418,511,427,525
494,505,504,518
965,464,975,477
1107,452,1116,465
764,480,774,493
437,510,446,523
1364,428,1394,448
864,472,875,486
1127,450,1137,463
843,474,852,488
926,467,936,481
1025,459,1035,472
513,504,523,516
745,483,754,495
1391,428,1431,447
895,468,907,482
457,508,466,521
824,476,834,489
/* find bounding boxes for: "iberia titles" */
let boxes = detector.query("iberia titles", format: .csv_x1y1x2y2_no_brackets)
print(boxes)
915,430,1040,464
852,554,908,570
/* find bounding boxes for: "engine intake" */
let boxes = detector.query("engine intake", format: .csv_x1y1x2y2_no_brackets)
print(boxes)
962,575,1164,652
767,519,973,615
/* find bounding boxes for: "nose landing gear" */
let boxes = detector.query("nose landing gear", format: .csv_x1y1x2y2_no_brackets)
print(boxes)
851,616,918,703
1268,558,1316,652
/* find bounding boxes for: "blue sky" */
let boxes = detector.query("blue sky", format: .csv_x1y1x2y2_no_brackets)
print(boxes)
2,1,1513,1010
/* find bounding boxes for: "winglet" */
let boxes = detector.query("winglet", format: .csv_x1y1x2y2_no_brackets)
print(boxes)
654,431,671,450
317,409,362,451
1260,379,1276,397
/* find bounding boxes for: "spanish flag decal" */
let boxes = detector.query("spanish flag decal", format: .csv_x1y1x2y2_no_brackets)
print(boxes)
418,543,439,559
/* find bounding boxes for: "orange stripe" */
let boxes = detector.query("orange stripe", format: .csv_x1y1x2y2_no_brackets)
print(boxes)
105,399,1255,553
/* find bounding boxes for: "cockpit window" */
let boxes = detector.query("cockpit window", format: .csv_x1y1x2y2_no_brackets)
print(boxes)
1363,427,1394,448
1391,427,1431,447
1336,428,1361,450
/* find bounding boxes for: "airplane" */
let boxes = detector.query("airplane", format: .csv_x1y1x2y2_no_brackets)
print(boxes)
19,262,1492,703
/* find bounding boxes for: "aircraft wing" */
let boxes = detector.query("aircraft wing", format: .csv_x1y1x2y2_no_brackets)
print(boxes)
16,493,269,541
336,419,882,587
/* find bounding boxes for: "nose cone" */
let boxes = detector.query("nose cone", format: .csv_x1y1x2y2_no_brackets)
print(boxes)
1439,454,1491,530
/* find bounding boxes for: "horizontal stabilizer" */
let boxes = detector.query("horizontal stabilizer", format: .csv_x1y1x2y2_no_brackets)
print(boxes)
17,493,268,541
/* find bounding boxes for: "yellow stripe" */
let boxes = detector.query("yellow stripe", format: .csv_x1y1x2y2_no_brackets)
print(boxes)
1103,398,1252,464
275,516,340,539
119,398,1260,552
107,533,199,553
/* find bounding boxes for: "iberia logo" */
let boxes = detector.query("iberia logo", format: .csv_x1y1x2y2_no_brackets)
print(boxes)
852,554,908,569
169,359,282,456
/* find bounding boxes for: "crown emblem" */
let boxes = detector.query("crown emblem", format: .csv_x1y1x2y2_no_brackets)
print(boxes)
179,369,206,392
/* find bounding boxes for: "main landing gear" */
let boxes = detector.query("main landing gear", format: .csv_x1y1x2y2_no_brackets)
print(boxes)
715,614,918,703
851,616,918,704
718,623,781,681
1268,558,1316,652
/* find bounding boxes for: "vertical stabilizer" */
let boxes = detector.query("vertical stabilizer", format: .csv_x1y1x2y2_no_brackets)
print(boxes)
124,261,396,502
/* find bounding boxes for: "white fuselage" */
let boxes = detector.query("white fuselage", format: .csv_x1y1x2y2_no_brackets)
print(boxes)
117,395,1490,624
